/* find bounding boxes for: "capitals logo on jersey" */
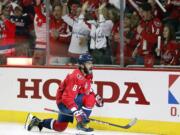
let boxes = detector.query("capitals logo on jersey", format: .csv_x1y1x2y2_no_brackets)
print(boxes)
168,75,180,104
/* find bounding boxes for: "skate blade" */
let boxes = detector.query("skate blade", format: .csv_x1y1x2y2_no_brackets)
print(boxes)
76,130,94,135
24,113,33,130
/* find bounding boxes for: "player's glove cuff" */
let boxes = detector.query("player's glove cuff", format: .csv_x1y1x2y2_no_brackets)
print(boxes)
73,110,90,124
95,94,104,107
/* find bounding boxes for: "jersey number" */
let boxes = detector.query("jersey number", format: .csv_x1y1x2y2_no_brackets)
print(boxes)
72,85,78,91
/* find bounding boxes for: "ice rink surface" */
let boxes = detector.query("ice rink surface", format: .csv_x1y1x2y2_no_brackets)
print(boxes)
0,123,156,135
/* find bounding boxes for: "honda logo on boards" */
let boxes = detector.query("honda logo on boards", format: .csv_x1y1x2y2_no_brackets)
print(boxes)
17,79,150,105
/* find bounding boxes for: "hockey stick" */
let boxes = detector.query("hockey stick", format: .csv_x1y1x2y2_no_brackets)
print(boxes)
44,108,137,129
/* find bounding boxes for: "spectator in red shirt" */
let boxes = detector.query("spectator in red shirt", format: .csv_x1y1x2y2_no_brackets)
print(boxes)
132,2,163,66
49,4,71,64
0,3,16,64
156,24,179,65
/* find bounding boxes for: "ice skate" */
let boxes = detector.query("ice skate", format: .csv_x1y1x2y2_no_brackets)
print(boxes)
24,113,43,131
76,122,94,132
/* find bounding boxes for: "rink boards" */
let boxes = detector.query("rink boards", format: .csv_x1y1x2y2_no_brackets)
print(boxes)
0,66,180,135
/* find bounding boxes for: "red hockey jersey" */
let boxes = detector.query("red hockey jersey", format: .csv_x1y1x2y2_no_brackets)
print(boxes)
0,19,16,54
137,18,163,57
56,69,92,110
50,16,71,44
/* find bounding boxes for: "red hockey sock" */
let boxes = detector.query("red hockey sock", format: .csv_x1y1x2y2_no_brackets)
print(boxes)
53,121,68,132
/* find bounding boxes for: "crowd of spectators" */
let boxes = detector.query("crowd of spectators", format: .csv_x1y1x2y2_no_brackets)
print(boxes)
0,0,179,66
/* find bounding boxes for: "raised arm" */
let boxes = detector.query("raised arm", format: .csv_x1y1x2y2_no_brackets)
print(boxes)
61,0,74,27
97,3,113,36
80,1,89,16
61,0,69,16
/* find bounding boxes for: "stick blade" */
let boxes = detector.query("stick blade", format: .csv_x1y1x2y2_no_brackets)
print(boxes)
123,118,137,129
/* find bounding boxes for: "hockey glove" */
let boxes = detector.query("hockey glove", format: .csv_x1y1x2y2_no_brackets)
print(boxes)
95,94,104,107
73,109,90,124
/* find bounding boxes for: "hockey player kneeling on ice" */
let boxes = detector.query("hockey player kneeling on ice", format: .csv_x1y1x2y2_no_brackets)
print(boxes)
25,53,104,132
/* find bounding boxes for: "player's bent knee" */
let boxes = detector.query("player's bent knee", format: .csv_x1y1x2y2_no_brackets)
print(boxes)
53,121,68,132
82,93,96,108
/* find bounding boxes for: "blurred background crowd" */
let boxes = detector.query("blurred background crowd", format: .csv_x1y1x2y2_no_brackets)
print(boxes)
0,0,179,67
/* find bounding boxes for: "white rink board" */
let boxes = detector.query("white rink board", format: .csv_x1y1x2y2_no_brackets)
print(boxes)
0,67,179,122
